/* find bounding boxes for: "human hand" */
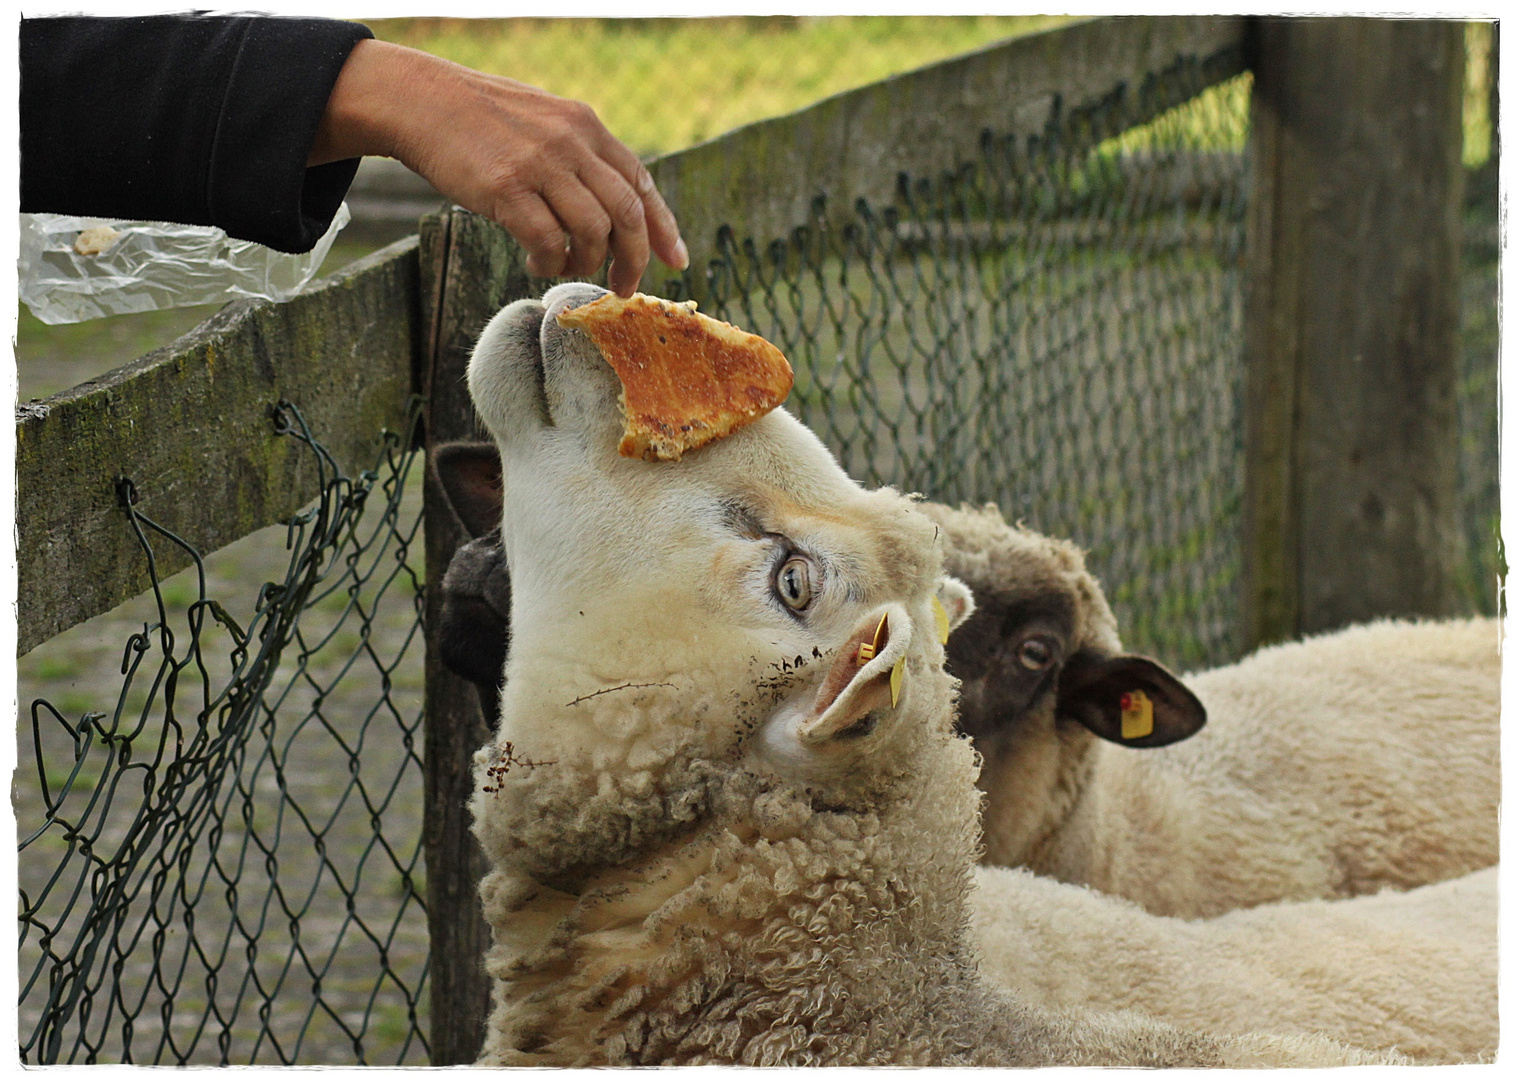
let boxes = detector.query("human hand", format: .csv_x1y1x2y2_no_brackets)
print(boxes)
309,38,687,296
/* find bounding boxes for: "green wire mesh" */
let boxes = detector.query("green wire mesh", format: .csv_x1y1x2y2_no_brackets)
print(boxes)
16,402,430,1065
685,56,1254,670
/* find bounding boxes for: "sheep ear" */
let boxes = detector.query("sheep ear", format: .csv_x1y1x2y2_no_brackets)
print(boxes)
935,576,976,636
1056,652,1206,748
432,442,503,538
798,605,913,745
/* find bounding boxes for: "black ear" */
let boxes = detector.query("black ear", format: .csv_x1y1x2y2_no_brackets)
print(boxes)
432,442,503,539
1056,652,1206,748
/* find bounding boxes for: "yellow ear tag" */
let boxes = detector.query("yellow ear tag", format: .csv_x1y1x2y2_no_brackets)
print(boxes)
1120,689,1154,740
932,596,951,645
890,656,905,707
856,613,889,664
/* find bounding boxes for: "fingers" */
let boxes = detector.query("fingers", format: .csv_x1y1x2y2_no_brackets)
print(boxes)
638,167,689,277
591,134,689,275
494,189,569,279
384,56,687,290
523,133,686,295
541,171,614,280
575,157,649,296
537,113,686,293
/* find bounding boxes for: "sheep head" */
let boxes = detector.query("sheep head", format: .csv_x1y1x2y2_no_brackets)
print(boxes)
465,283,977,887
431,442,511,724
919,502,1205,866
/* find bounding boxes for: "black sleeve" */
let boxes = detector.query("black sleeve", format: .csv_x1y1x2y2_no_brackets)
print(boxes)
20,15,374,254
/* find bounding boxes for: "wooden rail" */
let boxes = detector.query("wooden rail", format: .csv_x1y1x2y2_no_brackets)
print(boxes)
15,237,421,655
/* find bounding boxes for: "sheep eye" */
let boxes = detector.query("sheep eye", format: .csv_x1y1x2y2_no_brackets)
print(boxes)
1018,638,1054,671
775,557,814,612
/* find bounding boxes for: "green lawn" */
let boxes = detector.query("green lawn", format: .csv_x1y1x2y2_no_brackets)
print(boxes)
365,16,1074,158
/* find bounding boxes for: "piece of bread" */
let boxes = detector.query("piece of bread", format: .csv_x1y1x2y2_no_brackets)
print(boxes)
555,292,793,461
73,225,121,256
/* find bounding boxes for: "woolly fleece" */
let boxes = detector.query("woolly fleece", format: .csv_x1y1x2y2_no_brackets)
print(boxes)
973,864,1497,1063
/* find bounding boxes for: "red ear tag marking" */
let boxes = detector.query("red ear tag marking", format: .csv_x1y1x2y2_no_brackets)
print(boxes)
1120,689,1154,740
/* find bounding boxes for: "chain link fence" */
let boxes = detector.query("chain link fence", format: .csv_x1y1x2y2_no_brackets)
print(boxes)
685,56,1252,669
14,28,1500,1066
16,404,431,1064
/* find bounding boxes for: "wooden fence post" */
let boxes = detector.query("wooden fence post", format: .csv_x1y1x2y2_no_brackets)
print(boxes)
418,208,541,1064
1241,17,1467,648
419,208,493,1066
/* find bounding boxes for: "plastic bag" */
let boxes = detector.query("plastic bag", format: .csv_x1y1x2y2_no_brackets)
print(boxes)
17,203,350,325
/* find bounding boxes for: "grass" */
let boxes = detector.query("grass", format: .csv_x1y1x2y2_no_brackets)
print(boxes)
1463,21,1495,168
14,301,225,401
365,16,1074,158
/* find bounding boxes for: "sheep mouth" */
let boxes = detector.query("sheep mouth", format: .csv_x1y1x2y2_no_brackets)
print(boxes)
467,297,554,440
537,282,617,432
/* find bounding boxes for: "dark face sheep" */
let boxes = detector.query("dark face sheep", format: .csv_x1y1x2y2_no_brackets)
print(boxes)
917,502,1205,867
431,442,511,725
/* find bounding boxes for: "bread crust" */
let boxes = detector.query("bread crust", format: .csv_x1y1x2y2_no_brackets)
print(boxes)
556,293,793,461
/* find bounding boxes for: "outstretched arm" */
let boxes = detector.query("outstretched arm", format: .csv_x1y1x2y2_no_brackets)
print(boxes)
20,15,369,254
309,38,687,296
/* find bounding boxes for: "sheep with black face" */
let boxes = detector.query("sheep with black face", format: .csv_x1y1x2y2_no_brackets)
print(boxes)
925,500,1500,918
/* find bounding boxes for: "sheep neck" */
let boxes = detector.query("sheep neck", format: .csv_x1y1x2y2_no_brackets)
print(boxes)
479,763,1012,1066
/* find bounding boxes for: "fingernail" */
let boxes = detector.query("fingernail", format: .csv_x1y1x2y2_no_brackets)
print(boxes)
674,237,689,271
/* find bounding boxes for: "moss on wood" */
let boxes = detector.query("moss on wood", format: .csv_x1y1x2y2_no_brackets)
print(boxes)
641,16,1246,304
16,237,422,655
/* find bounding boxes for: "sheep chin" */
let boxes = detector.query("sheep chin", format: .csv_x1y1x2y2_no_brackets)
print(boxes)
748,696,848,785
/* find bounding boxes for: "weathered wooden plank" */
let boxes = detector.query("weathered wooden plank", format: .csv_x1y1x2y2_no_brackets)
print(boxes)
1241,18,1466,646
15,236,421,655
642,15,1246,301
417,207,530,1065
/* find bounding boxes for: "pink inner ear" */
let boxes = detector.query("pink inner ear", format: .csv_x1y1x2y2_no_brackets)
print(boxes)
811,615,891,720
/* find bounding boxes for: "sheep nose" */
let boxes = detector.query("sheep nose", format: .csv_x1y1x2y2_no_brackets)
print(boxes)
542,282,609,327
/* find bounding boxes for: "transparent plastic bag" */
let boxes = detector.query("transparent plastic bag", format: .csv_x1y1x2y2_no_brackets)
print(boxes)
17,203,350,325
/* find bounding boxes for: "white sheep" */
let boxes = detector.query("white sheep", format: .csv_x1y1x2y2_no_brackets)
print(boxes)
971,863,1498,1064
456,282,1396,1067
922,501,1500,918
428,467,1495,1065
